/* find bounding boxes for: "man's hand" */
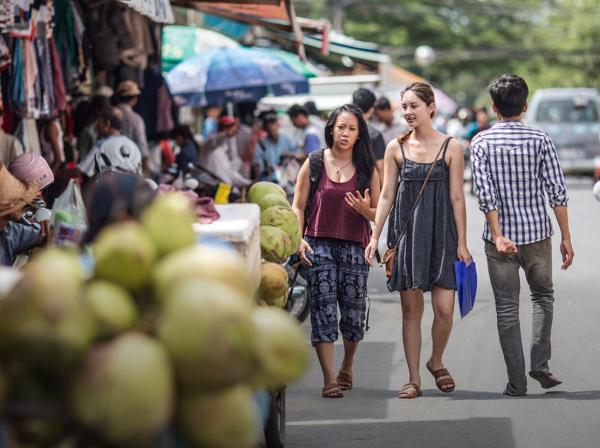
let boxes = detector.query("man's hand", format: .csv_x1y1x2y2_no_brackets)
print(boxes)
560,238,574,270
495,236,518,255
345,189,371,216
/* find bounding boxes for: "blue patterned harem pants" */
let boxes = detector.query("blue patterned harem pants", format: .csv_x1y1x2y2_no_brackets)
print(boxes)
304,236,369,346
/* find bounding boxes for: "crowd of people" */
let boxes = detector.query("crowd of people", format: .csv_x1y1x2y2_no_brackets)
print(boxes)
292,74,574,400
0,73,576,403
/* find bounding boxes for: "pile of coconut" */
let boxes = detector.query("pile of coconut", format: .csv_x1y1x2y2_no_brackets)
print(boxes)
0,193,308,447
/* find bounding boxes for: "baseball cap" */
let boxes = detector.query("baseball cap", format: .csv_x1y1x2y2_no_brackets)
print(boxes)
218,116,236,127
9,153,55,191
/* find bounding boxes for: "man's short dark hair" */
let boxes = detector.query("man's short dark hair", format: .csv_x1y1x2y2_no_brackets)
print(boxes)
303,101,319,116
99,108,122,131
287,104,308,118
352,88,376,114
374,96,392,111
489,74,529,118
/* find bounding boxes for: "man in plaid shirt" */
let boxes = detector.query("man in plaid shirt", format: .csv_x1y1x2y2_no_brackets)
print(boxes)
471,74,574,396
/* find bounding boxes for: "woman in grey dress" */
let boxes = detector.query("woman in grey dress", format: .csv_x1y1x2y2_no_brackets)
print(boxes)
365,82,472,399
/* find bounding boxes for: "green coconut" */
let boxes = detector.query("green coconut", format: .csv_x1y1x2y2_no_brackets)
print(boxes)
141,193,196,257
0,248,95,370
179,385,259,448
248,182,286,204
93,222,157,293
258,262,288,303
260,206,300,253
70,333,174,446
260,225,293,264
251,307,309,389
158,279,259,390
83,281,139,338
152,245,254,303
256,193,291,212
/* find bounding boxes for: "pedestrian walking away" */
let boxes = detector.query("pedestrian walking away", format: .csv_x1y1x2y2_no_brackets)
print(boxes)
365,82,472,399
292,103,381,399
471,74,574,397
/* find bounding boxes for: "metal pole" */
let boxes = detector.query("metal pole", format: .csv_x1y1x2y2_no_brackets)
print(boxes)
285,0,307,62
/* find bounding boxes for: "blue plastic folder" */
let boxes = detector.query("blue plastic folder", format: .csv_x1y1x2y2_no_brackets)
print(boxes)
454,261,477,318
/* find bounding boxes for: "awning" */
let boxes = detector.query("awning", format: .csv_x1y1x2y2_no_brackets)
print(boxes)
170,0,321,61
170,1,324,33
117,0,174,23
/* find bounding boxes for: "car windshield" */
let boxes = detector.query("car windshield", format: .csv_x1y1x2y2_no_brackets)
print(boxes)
536,98,599,123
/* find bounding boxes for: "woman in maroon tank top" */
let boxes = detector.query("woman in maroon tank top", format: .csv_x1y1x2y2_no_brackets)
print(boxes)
292,104,380,398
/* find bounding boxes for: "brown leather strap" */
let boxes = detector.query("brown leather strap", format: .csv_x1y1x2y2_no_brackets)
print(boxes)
383,137,451,263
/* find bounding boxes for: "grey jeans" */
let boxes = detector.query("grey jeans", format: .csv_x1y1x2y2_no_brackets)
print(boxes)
485,238,554,394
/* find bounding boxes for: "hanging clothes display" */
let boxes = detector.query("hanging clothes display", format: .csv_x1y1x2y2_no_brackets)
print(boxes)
3,0,67,119
53,0,87,90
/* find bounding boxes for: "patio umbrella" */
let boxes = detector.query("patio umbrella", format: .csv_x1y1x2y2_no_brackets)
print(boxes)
161,26,239,73
165,47,310,107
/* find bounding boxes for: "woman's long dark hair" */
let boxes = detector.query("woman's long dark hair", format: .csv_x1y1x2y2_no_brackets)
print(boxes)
324,104,375,191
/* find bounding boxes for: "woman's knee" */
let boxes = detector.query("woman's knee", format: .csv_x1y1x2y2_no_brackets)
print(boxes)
402,302,424,321
434,306,453,323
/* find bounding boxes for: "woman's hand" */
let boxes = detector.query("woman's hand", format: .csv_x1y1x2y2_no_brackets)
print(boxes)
457,244,473,266
298,238,314,266
345,189,371,216
364,237,378,267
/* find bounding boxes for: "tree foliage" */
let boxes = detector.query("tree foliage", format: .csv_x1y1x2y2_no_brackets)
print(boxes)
295,0,600,105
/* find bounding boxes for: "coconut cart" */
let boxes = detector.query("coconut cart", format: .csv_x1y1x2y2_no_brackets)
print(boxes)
193,202,288,448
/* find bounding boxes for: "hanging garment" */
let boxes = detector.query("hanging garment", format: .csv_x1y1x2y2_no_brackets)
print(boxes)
15,117,42,155
49,37,66,112
23,38,40,117
0,36,11,71
121,10,154,69
34,37,54,117
11,39,25,112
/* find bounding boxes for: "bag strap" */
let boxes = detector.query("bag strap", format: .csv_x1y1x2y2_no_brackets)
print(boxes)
383,137,451,261
303,148,325,232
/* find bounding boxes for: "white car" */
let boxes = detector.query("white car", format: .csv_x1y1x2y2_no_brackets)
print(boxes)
526,88,600,176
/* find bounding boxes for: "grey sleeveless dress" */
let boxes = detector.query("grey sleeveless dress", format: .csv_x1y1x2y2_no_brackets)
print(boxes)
387,139,458,292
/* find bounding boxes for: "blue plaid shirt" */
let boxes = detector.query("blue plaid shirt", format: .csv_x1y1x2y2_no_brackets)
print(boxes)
471,120,568,245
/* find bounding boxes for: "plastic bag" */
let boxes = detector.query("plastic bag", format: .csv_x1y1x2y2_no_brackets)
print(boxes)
454,260,478,318
50,179,88,247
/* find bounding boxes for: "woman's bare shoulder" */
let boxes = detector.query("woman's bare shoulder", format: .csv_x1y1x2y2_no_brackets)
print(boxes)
385,138,402,160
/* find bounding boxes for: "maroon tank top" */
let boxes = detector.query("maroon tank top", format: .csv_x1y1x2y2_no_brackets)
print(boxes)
305,167,371,247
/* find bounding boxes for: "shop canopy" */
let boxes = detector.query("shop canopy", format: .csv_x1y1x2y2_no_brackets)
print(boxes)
161,25,239,72
117,0,174,23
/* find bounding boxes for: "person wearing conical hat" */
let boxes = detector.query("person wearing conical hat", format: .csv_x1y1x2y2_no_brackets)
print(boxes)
0,163,47,266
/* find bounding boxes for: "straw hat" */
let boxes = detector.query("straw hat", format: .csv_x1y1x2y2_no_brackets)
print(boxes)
116,80,141,97
0,163,39,219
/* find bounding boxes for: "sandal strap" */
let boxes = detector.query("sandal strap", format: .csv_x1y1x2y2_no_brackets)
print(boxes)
432,368,450,379
322,383,343,397
400,382,420,392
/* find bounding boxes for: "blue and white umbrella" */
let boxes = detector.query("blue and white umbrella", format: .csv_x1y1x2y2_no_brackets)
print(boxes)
165,47,309,107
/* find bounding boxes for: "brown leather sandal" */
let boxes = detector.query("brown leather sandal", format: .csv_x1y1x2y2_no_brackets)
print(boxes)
322,383,344,398
398,382,422,399
426,361,455,393
336,371,353,391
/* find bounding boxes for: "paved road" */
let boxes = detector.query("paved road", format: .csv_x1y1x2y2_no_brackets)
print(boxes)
286,180,600,448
